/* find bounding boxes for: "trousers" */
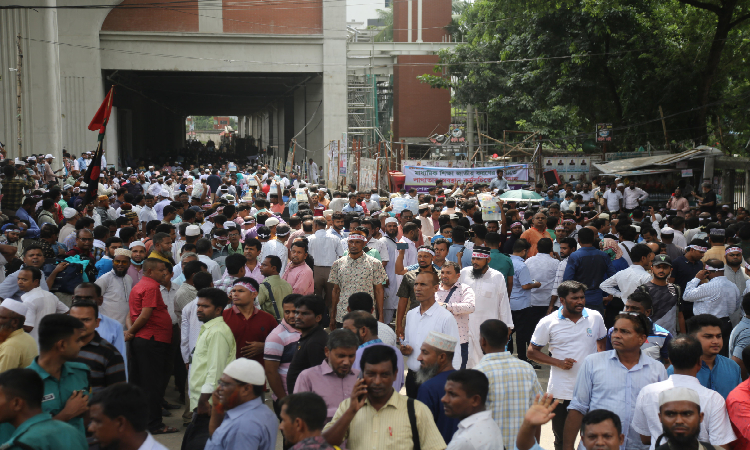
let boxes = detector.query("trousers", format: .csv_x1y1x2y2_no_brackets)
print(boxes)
131,336,171,431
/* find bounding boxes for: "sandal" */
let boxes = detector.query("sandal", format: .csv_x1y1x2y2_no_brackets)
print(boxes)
151,425,179,435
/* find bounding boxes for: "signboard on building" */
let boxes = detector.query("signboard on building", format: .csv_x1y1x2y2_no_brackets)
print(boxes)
403,164,530,193
596,123,613,142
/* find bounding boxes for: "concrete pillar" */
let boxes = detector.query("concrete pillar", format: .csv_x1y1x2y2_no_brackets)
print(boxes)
721,169,735,208
293,86,307,167
322,0,347,187
467,106,474,162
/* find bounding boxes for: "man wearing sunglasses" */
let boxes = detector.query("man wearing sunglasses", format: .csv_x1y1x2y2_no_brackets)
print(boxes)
65,229,95,258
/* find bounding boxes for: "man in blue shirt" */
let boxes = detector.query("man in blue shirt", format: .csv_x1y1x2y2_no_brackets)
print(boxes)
206,358,277,450
416,331,460,444
508,238,541,367
563,228,615,315
488,169,509,192
341,193,364,215
16,197,41,239
667,314,741,399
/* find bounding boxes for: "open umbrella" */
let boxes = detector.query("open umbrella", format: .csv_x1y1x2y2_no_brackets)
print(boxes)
499,189,544,202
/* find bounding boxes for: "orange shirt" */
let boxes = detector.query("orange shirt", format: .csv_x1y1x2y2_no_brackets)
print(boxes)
520,226,553,258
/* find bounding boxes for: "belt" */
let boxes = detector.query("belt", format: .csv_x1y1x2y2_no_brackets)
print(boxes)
315,265,332,268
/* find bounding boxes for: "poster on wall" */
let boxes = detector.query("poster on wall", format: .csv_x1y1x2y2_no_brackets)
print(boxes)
403,164,531,193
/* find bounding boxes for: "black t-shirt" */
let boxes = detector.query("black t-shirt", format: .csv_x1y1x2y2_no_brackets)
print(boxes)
645,281,679,323
287,325,328,394
700,190,717,215
206,174,222,193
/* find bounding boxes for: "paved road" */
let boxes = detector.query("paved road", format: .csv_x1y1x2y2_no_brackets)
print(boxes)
154,355,559,450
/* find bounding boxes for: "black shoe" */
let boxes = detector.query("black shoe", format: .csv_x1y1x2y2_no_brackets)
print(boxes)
162,408,172,417
163,402,181,410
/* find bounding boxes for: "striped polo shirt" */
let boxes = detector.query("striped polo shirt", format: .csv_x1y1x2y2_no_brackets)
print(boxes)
263,319,300,398
74,332,126,393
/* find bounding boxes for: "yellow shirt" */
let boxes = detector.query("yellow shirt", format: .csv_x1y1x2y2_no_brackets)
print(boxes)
324,390,446,450
0,328,38,372
702,245,727,264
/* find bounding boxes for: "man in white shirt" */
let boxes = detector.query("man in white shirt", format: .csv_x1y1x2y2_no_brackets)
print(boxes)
600,243,654,301
525,239,560,325
308,158,319,183
527,280,607,450
631,335,736,450
380,217,400,324
95,250,133,328
308,217,343,309
603,184,623,214
138,194,157,232
623,181,649,212
19,267,69,341
196,238,222,280
400,271,461,398
459,246,513,368
443,369,504,450
418,204,435,240
257,225,289,276
398,222,419,268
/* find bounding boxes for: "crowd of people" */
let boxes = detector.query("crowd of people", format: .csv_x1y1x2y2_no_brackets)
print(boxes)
1,154,750,450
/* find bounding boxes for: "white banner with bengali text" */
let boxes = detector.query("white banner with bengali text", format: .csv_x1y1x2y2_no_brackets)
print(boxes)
403,164,531,193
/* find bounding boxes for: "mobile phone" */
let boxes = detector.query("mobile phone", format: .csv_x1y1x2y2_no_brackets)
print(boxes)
575,207,581,215
396,243,409,250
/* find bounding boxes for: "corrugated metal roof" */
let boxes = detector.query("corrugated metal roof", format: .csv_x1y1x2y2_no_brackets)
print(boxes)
592,146,723,174
597,168,678,177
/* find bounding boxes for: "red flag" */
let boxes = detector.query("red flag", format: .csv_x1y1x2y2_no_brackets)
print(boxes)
88,87,114,132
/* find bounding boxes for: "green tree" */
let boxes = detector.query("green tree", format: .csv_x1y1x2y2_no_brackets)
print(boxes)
421,0,750,152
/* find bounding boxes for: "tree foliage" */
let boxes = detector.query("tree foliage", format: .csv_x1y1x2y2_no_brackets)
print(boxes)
421,0,750,153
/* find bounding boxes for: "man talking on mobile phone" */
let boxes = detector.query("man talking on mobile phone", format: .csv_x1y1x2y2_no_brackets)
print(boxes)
322,345,447,450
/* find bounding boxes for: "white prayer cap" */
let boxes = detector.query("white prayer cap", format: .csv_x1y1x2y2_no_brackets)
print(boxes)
185,225,201,236
385,217,398,225
265,217,280,227
223,358,265,385
44,153,55,159
654,214,663,222
617,183,625,187
130,241,146,249
423,331,458,352
63,208,78,219
323,210,333,217
659,387,700,408
661,227,674,235
114,248,132,258
599,213,610,220
0,299,27,317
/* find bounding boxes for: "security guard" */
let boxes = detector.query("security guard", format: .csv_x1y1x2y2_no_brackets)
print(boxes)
28,314,90,436
0,368,87,450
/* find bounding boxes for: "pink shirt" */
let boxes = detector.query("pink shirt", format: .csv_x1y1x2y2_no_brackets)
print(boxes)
435,281,476,344
294,360,359,421
282,262,314,295
263,319,300,399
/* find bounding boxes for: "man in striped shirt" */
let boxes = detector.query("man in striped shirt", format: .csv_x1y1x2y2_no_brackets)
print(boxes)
264,294,301,403
69,300,126,393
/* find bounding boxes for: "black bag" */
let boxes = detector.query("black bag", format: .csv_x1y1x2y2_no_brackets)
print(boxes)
42,257,88,294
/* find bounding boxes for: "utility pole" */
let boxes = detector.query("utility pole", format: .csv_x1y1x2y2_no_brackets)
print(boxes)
16,33,23,155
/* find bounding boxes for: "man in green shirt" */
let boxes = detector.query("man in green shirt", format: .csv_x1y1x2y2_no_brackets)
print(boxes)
185,287,236,450
29,314,90,437
257,255,293,321
485,232,514,296
0,368,87,450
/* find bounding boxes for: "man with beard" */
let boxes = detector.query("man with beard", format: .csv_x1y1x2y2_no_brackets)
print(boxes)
528,280,607,450
283,240,315,295
95,249,133,328
416,331,460,444
182,288,235,450
459,246,513,368
294,329,359,422
323,345,446,450
379,217,400,324
205,359,278,449
148,232,176,266
0,299,37,372
501,221,524,254
400,271,461,398
724,246,749,303
643,255,681,335
654,387,716,450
